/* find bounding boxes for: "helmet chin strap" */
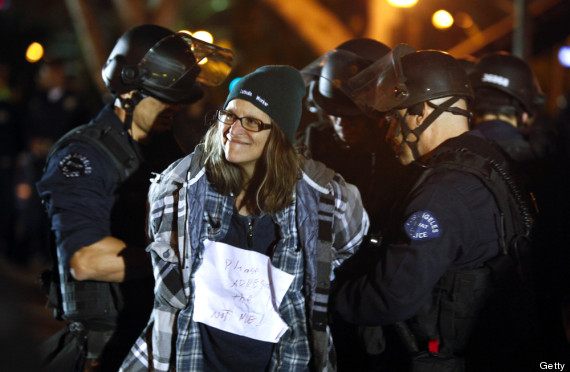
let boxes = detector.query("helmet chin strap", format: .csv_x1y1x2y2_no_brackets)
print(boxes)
394,96,471,160
117,91,145,133
116,92,146,165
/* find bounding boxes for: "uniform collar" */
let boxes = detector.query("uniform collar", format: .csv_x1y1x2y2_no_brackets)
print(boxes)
474,120,525,141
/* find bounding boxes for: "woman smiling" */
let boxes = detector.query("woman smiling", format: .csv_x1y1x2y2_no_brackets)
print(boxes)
120,65,369,372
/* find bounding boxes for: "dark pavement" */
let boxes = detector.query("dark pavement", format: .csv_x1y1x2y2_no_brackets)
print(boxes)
0,257,65,352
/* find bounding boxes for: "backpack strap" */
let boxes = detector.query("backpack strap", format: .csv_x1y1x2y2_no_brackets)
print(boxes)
311,189,336,371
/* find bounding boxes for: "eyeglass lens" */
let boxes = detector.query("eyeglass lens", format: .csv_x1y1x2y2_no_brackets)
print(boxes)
218,110,262,131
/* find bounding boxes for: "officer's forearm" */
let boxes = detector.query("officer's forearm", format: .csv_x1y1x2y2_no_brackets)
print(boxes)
70,236,152,282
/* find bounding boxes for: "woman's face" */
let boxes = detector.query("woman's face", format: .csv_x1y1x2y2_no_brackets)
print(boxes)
222,99,272,177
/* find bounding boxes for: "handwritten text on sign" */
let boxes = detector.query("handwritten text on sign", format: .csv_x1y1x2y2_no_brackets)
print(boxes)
193,239,294,343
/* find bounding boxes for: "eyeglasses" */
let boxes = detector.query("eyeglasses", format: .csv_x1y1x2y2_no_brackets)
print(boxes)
216,109,272,132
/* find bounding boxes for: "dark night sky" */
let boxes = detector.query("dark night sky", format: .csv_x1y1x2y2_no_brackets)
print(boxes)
1,0,570,112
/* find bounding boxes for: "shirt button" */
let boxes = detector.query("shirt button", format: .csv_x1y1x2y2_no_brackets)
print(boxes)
163,251,170,258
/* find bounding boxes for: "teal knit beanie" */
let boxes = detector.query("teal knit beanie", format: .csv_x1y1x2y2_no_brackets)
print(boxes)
224,65,306,143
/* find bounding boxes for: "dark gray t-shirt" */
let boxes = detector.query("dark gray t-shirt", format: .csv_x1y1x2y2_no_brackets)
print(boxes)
199,206,281,372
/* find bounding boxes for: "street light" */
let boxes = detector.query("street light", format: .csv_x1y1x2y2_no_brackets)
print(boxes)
558,46,570,68
192,31,214,44
387,0,418,8
179,30,215,65
25,42,44,63
432,10,454,30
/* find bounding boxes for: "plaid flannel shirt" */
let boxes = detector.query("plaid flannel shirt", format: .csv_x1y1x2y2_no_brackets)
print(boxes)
120,149,368,371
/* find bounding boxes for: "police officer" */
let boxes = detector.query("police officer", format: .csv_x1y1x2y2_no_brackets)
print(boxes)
470,52,546,162
36,24,232,371
299,39,411,371
471,54,570,361
331,46,536,371
469,52,557,208
299,38,408,232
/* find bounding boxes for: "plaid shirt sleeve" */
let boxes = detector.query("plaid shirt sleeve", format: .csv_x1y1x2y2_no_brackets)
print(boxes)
330,174,370,267
120,157,191,372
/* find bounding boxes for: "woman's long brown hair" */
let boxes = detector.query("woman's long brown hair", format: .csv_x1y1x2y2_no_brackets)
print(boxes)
202,119,304,215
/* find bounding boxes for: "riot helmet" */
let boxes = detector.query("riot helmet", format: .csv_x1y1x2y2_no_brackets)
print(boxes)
348,45,473,112
347,45,473,160
102,24,233,105
457,55,478,76
470,52,544,118
302,38,391,117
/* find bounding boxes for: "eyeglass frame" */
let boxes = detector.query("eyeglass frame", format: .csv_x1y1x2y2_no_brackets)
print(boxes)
216,109,272,132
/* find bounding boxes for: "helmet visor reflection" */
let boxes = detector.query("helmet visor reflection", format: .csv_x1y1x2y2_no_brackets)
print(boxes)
301,49,371,87
177,32,233,86
346,44,416,113
300,52,330,86
138,33,233,90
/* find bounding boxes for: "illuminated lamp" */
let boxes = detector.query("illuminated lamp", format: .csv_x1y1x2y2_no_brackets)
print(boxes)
387,0,418,8
558,46,570,68
432,10,454,30
25,42,44,63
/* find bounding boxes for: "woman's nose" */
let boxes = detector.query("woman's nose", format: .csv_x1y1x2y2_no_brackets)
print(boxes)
229,119,243,134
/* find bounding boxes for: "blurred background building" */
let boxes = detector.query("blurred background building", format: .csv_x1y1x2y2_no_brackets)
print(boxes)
2,0,570,115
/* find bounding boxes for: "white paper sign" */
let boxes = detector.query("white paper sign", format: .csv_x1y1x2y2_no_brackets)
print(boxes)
193,239,294,343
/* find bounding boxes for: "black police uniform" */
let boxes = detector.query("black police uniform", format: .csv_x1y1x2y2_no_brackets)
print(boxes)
473,120,534,162
472,119,549,207
332,131,535,371
334,132,501,322
37,106,122,267
36,104,180,371
475,122,570,364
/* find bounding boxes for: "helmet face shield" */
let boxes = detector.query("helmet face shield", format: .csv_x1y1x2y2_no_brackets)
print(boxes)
137,35,194,91
300,52,329,86
301,49,366,85
301,49,378,116
177,32,233,86
138,32,233,92
346,44,416,113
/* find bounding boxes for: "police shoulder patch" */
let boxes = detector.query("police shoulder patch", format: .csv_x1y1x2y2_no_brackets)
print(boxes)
404,210,441,241
58,153,92,178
